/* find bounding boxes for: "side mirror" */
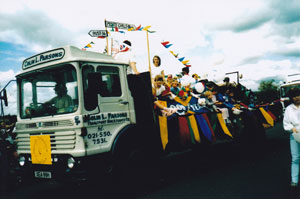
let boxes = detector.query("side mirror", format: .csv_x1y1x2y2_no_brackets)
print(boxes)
1,89,8,107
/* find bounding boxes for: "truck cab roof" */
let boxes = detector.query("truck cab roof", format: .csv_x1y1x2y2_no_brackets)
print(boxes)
18,45,128,76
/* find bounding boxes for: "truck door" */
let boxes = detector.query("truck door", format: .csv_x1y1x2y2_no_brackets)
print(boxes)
83,64,134,155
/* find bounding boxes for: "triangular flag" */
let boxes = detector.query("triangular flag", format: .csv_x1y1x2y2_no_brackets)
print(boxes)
178,57,185,62
119,30,125,34
135,25,141,31
170,51,176,57
87,43,92,48
184,64,191,67
115,27,119,32
90,42,95,44
97,36,106,39
182,60,190,64
143,26,151,31
128,27,134,31
161,41,170,46
165,44,173,48
147,30,156,33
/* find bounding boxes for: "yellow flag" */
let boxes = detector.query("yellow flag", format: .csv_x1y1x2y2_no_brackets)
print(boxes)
143,26,151,31
217,113,233,138
182,60,190,64
259,107,274,127
30,135,52,165
188,115,201,143
87,43,92,48
127,27,134,31
159,116,168,150
156,100,168,150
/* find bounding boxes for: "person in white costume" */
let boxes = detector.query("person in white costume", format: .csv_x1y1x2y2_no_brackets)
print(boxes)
114,40,140,75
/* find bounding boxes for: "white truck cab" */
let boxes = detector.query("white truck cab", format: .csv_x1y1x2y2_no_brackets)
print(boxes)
15,46,158,181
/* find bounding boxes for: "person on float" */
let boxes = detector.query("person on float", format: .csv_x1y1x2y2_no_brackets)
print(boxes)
114,40,140,75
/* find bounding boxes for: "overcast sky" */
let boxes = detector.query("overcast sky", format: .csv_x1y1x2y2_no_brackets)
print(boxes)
0,0,300,112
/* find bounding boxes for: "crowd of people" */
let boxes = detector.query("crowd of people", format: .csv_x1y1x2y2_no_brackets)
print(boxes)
150,58,254,124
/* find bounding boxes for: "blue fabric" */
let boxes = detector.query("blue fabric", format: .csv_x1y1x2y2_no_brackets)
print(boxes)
290,134,300,184
196,114,212,142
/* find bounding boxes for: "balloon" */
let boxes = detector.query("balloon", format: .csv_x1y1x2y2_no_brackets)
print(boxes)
194,83,205,93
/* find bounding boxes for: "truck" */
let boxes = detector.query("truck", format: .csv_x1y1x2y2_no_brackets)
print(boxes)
9,46,267,185
279,74,300,111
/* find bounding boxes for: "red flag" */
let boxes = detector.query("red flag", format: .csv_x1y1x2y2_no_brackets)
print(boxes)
161,41,170,46
135,25,141,31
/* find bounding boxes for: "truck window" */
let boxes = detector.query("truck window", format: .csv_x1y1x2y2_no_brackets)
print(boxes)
82,64,96,111
96,66,121,97
19,64,79,118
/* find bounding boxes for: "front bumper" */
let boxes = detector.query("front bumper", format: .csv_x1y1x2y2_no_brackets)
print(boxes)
18,153,110,182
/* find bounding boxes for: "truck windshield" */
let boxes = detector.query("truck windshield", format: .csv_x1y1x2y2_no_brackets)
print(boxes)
19,64,78,118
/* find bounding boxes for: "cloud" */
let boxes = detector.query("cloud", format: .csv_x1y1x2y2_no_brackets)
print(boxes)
218,12,273,33
0,70,17,115
0,70,16,84
270,0,300,24
0,8,76,52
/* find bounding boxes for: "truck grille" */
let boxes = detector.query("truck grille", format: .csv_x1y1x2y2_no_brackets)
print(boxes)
16,131,76,151
16,120,74,130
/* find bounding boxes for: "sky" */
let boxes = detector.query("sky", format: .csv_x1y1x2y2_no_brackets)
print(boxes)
0,0,300,114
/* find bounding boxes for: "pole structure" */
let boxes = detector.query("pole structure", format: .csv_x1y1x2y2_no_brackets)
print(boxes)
146,31,152,77
104,19,109,55
225,71,239,84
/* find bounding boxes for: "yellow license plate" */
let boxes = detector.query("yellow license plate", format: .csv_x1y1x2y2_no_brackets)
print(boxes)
30,135,52,165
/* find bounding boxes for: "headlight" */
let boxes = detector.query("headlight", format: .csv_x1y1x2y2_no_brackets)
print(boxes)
19,156,26,166
67,157,76,169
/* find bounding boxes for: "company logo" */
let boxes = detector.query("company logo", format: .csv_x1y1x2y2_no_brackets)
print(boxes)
22,48,65,69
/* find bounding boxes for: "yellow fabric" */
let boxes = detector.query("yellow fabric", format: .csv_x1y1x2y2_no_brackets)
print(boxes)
143,26,151,31
188,115,201,143
259,107,274,127
157,100,167,108
217,113,233,138
181,60,190,64
157,100,168,150
174,96,192,106
159,116,168,150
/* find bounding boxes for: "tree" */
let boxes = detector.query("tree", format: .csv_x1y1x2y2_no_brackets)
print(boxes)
256,79,279,104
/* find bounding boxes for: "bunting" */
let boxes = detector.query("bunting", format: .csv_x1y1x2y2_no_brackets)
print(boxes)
106,21,156,34
82,41,95,50
161,41,192,67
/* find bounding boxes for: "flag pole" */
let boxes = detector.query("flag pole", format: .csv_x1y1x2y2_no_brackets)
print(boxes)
146,31,152,77
111,38,113,55
104,19,109,55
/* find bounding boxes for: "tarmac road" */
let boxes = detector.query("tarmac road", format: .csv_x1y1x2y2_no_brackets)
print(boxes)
2,121,299,199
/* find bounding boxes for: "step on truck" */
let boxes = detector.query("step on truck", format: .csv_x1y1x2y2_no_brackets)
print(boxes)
13,46,266,183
